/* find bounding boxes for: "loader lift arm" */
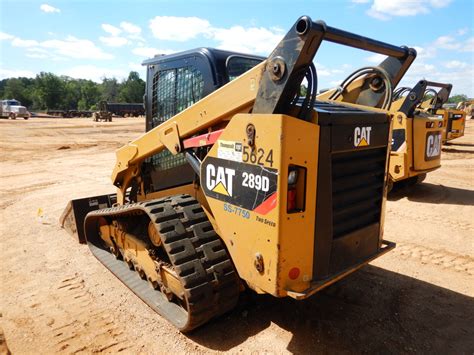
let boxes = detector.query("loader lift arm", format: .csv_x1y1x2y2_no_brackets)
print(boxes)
391,80,453,117
112,16,416,204
419,81,453,112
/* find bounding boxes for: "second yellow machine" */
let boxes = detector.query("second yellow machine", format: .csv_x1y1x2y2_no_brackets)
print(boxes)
61,16,419,331
319,72,445,189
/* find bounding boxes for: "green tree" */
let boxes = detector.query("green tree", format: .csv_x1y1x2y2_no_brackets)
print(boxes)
118,71,145,103
34,72,65,109
63,78,83,110
101,77,120,102
3,78,33,108
448,94,469,104
79,80,101,110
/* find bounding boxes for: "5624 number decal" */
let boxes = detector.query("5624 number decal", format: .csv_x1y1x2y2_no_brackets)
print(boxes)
242,147,274,167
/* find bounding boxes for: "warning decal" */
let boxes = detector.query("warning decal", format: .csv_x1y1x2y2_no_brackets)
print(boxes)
217,140,243,162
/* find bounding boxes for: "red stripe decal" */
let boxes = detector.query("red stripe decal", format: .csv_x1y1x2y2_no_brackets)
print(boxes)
183,130,224,149
253,192,278,215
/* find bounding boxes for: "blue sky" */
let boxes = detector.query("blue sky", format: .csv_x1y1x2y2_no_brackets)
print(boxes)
1,0,473,96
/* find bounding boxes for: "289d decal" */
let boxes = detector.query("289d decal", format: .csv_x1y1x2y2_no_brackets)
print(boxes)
201,156,278,214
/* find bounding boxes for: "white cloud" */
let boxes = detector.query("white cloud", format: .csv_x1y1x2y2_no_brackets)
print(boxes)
411,45,436,59
367,0,453,20
405,62,437,76
11,38,39,47
132,47,175,58
0,68,35,79
212,26,284,54
0,32,14,41
2,33,113,60
99,36,129,47
366,53,388,63
26,53,48,59
102,24,122,36
120,22,141,35
409,36,471,59
366,8,390,20
398,59,473,97
60,65,128,82
429,0,451,8
352,0,370,3
148,15,283,54
129,62,143,71
40,36,113,59
457,27,469,36
433,35,461,50
40,4,60,13
444,60,468,69
149,16,211,41
460,37,474,52
101,22,143,43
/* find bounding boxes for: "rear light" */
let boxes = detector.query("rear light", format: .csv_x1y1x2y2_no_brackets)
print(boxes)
288,170,298,185
426,122,435,128
287,165,307,213
287,188,297,211
288,267,300,280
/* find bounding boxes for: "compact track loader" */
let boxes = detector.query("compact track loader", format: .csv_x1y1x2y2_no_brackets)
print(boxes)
402,82,466,143
61,16,418,331
319,70,444,189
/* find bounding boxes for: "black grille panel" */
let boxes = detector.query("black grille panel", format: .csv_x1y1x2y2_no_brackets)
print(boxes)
332,147,386,238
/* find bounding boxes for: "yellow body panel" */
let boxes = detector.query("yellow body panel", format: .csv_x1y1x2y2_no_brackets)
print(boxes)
201,113,319,296
389,113,442,182
436,108,466,142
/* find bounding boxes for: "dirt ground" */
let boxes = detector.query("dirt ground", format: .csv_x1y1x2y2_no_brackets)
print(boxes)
0,116,473,354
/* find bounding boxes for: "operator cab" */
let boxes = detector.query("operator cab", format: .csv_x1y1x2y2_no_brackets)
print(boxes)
142,48,263,193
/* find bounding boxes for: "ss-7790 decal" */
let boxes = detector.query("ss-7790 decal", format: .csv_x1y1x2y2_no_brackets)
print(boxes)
201,156,278,215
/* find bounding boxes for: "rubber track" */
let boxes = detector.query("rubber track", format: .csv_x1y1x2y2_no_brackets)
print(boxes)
84,194,240,332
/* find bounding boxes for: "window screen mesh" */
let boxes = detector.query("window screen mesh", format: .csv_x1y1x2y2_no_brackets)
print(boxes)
150,66,204,171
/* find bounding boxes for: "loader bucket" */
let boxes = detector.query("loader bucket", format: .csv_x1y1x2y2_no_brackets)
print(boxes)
60,194,117,243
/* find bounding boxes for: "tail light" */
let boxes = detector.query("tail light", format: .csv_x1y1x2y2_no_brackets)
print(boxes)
287,165,307,213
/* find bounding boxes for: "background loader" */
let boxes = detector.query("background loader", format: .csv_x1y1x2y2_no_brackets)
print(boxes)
319,75,446,190
394,82,466,143
61,16,419,331
417,82,466,143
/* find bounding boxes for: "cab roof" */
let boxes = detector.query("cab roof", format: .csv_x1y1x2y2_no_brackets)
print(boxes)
141,47,265,67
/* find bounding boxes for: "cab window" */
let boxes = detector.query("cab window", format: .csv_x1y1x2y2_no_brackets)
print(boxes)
150,66,204,171
226,56,262,81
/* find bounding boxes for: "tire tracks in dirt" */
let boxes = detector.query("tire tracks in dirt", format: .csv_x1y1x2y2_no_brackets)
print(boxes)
35,275,136,354
391,242,474,275
388,207,473,232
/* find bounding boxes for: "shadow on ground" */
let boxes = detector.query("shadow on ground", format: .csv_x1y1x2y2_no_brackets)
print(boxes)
189,265,473,353
388,182,474,206
443,142,474,148
442,147,474,154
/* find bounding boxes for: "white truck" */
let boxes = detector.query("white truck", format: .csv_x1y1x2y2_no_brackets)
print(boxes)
0,99,30,119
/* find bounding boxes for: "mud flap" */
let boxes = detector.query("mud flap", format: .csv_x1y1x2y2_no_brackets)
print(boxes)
59,194,116,243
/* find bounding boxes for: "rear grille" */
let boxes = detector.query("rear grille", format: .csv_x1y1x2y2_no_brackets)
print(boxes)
331,147,386,238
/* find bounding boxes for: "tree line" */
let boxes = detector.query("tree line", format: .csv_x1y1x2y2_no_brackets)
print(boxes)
0,71,145,111
1,71,469,111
